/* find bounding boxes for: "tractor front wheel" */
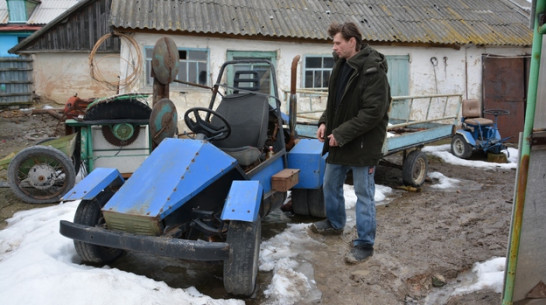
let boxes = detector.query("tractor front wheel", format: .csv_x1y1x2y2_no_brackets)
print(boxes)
223,218,261,297
451,134,473,159
73,193,124,264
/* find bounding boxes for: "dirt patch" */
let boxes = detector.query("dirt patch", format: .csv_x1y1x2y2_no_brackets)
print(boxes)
309,154,514,304
0,108,516,304
0,107,64,229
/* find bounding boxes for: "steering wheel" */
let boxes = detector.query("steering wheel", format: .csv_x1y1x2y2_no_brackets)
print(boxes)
183,107,231,141
483,109,510,116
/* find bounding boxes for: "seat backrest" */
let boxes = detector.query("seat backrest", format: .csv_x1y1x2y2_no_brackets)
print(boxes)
462,99,481,118
211,92,269,149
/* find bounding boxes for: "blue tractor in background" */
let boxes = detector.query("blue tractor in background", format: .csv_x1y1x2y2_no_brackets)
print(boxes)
451,99,510,159
59,38,326,297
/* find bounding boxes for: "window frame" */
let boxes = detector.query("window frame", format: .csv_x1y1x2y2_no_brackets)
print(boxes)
144,46,210,89
302,55,335,89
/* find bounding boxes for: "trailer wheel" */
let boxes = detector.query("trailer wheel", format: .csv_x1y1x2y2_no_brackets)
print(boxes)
291,188,326,218
73,194,124,264
7,146,76,204
451,134,473,159
402,150,428,187
223,218,261,297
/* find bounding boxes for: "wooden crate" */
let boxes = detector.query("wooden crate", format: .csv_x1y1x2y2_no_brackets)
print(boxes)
271,168,300,192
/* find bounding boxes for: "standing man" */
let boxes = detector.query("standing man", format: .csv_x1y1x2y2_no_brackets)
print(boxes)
310,22,391,264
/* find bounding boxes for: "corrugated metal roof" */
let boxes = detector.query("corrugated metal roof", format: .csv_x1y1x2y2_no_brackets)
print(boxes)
27,0,79,25
0,0,78,25
110,0,533,47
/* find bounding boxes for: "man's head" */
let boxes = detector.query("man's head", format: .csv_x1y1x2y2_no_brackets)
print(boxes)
328,22,362,60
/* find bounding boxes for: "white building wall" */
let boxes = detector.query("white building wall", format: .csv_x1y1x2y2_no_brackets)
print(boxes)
32,53,118,105
120,34,530,131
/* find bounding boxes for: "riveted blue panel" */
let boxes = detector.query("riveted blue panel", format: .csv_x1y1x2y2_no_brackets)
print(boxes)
287,138,325,189
221,180,263,222
102,138,237,220
62,168,124,201
248,156,284,194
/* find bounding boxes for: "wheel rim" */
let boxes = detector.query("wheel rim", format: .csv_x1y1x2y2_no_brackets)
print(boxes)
453,137,465,156
13,153,72,200
27,164,58,190
412,158,427,185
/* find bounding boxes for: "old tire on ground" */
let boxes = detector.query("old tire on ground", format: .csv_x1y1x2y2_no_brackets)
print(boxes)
402,150,428,187
291,188,326,218
84,98,151,121
7,145,76,204
223,218,261,297
451,134,473,159
73,193,124,264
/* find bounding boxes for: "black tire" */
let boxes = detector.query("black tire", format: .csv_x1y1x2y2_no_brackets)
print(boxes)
291,189,309,216
7,146,76,204
291,188,326,218
223,218,261,297
451,134,473,159
84,98,151,121
73,193,124,264
402,150,428,187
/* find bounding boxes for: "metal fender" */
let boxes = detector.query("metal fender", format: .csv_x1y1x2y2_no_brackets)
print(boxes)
287,138,327,189
221,180,263,222
62,168,124,201
455,130,476,146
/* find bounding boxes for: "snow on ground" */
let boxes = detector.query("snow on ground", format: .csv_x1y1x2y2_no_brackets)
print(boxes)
423,144,518,170
0,144,519,305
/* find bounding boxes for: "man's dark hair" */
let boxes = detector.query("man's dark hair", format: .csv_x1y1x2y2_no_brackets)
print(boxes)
328,22,363,51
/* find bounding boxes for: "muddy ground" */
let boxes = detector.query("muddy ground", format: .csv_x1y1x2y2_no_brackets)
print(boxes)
0,107,516,304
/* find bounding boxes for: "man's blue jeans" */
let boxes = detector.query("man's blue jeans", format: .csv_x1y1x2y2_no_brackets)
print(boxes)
323,163,376,248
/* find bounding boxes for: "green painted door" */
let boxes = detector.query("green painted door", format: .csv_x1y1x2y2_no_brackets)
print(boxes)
386,55,410,121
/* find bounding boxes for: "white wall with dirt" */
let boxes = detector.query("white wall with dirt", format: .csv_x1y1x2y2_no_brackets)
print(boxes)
31,53,118,105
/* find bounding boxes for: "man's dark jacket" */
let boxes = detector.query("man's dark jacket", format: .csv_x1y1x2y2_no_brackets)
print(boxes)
319,44,391,167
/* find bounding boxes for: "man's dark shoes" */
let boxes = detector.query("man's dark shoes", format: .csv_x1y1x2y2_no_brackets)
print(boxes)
345,245,374,264
310,219,343,235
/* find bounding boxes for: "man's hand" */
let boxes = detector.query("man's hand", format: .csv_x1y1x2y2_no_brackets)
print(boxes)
328,134,339,147
317,124,326,143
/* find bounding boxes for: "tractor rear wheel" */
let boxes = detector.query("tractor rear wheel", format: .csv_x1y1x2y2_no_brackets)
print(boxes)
73,192,124,264
291,187,326,218
223,218,261,297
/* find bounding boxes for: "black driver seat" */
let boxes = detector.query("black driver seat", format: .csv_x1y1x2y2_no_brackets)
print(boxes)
211,92,269,166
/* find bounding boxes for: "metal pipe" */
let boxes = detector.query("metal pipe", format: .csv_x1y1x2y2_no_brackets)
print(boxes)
502,0,544,304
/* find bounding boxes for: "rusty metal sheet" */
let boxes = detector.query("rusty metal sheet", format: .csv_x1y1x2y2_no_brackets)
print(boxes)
482,55,528,143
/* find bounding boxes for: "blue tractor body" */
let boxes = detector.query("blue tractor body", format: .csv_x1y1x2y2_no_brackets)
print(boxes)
59,56,326,297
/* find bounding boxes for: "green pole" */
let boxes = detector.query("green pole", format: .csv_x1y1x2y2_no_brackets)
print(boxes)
502,1,545,304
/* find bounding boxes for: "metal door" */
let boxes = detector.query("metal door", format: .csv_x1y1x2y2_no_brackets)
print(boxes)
482,55,529,143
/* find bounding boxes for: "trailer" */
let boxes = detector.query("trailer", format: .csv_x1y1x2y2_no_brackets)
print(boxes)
290,92,462,186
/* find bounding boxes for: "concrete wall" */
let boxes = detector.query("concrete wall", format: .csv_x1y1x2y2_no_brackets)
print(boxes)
31,53,118,105
27,33,529,126
118,34,529,131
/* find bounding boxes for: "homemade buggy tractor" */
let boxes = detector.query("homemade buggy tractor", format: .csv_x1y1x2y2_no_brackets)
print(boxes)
4,93,154,204
451,99,510,159
59,58,327,296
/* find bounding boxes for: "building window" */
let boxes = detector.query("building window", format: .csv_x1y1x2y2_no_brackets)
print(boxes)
145,47,209,87
303,56,335,89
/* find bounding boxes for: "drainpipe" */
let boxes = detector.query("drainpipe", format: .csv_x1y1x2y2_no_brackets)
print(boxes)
501,0,545,304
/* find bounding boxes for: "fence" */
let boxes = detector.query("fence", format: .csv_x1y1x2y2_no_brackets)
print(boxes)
0,57,33,107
